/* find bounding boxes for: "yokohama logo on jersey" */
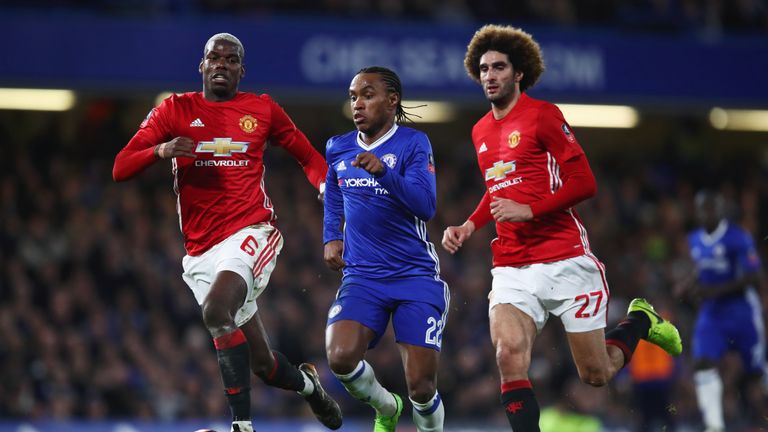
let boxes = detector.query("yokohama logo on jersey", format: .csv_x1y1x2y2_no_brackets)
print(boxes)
342,178,381,187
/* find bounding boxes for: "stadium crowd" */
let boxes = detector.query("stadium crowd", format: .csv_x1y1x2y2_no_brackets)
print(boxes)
0,99,766,431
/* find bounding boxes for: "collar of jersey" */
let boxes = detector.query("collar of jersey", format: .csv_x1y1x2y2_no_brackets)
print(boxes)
700,219,728,245
491,93,530,122
198,91,245,105
356,124,398,151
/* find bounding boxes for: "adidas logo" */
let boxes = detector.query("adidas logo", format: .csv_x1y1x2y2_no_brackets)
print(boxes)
336,161,346,171
479,142,488,153
189,118,205,127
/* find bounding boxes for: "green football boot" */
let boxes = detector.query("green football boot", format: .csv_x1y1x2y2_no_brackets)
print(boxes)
373,393,403,432
628,298,682,356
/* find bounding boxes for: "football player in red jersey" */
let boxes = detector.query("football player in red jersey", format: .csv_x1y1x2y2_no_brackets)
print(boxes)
113,33,341,432
441,25,682,431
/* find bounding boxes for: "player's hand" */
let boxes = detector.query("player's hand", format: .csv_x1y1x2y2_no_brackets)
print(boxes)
155,137,197,159
673,282,701,306
442,221,475,254
673,274,696,300
351,152,384,175
672,281,690,300
324,240,345,271
490,196,533,222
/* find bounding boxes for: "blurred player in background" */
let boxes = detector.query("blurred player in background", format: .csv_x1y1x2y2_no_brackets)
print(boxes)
112,33,342,432
675,190,767,432
441,24,682,431
322,66,449,432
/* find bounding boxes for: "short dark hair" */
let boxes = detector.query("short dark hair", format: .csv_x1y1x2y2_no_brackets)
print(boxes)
356,66,416,123
464,25,545,92
694,189,724,210
204,33,245,59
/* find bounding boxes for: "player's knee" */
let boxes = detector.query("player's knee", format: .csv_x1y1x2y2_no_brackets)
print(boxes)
694,358,715,370
578,366,610,387
326,345,361,375
495,340,529,372
201,302,235,334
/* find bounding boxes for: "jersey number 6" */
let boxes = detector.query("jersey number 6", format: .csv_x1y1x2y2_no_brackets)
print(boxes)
240,235,259,256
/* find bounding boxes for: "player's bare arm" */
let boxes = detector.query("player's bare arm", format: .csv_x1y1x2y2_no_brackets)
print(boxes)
324,240,345,271
759,271,768,311
696,272,761,300
490,196,533,222
672,265,699,301
351,152,384,175
154,136,197,159
441,220,476,254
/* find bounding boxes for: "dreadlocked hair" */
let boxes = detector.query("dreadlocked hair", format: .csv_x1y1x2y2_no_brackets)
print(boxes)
356,66,421,123
464,25,545,92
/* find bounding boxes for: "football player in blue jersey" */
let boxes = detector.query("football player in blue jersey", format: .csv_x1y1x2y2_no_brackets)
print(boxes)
322,66,449,432
675,190,767,431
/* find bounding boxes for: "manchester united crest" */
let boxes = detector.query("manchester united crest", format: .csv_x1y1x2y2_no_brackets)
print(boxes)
508,130,521,148
239,115,258,133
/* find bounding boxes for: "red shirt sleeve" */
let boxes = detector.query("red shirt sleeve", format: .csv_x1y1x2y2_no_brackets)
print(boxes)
267,96,327,189
468,191,493,229
529,103,596,217
112,100,173,182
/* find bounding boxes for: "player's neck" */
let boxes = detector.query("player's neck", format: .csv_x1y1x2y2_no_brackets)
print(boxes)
359,119,395,145
491,91,522,120
704,219,725,234
204,88,238,102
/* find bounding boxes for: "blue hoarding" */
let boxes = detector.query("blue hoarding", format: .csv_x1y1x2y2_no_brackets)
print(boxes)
0,10,766,107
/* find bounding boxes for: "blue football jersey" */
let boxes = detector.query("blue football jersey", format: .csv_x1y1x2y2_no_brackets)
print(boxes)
688,220,765,369
688,220,761,293
323,124,442,280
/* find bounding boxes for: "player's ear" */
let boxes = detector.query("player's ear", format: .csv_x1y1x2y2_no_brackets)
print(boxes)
388,91,399,109
240,65,246,79
514,71,523,83
199,60,204,74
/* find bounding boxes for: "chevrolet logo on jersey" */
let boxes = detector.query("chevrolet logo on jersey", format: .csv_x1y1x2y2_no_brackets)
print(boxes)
485,160,516,181
196,138,249,156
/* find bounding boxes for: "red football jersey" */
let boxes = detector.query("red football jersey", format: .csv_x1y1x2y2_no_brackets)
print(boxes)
468,93,597,267
114,92,326,256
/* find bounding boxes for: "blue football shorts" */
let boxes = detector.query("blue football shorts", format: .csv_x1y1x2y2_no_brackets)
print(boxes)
326,276,449,351
692,290,765,374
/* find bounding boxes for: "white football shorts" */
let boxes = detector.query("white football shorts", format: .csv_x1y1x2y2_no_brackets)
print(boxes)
182,224,284,327
489,254,610,333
